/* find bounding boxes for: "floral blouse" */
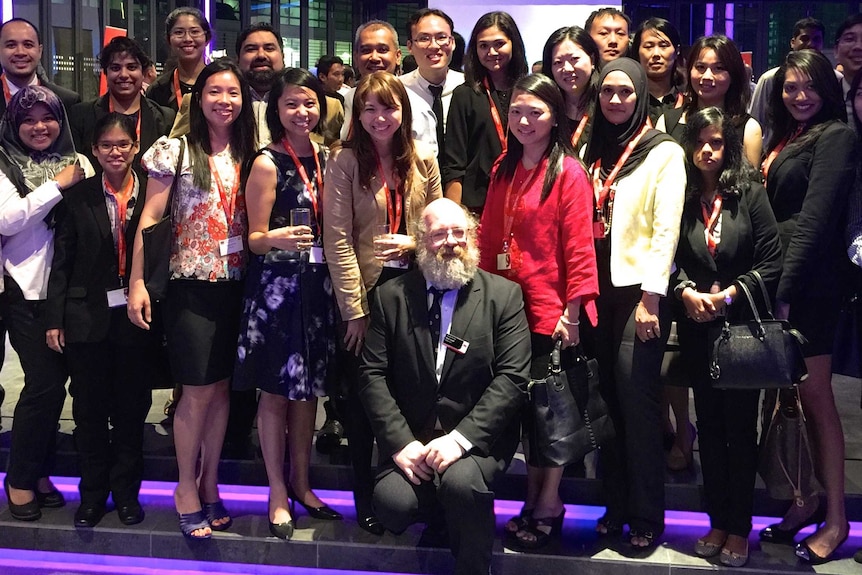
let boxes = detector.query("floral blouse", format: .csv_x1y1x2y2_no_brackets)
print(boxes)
142,136,248,281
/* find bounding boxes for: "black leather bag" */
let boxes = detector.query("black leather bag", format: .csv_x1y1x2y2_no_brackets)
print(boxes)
527,342,612,467
758,387,822,504
709,271,807,389
141,139,185,301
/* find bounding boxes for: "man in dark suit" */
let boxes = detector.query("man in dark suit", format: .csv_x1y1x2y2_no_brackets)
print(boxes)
0,18,80,116
359,198,530,575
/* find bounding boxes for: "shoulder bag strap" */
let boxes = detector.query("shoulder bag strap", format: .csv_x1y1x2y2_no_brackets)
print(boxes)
162,137,186,220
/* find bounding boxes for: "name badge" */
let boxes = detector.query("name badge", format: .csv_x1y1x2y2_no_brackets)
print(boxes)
443,333,469,354
219,235,243,256
496,252,511,271
383,257,409,269
593,219,606,239
308,246,326,264
106,287,128,308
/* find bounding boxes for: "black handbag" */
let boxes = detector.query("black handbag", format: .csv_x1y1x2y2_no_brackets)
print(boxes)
758,387,822,504
141,139,185,301
709,271,808,389
527,341,612,467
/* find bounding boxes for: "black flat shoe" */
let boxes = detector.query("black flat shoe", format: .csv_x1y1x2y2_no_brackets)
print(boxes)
795,524,850,565
760,503,826,545
74,503,106,528
117,501,145,525
269,519,295,540
287,484,343,520
358,514,385,535
4,477,40,521
36,488,65,509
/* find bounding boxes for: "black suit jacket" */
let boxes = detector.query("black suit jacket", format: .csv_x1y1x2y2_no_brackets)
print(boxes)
766,120,858,304
0,77,80,117
45,171,150,344
68,95,176,171
358,268,530,463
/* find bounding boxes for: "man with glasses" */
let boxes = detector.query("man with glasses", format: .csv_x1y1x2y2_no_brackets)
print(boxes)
400,9,464,161
339,20,438,155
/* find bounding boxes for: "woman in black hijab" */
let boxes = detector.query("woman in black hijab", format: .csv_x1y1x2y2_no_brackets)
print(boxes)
583,58,686,549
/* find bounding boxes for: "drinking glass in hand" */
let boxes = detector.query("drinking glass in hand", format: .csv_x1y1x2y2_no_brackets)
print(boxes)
373,223,390,258
290,208,312,251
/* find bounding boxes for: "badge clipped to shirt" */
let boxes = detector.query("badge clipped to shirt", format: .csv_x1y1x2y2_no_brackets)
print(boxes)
106,287,128,308
309,246,326,265
383,257,410,269
443,333,469,354
219,235,243,256
496,252,511,271
593,218,607,239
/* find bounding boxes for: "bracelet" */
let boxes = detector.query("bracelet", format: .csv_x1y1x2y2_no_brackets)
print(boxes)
560,316,580,326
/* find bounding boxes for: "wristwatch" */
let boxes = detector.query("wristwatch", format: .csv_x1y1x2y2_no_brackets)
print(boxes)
723,289,733,306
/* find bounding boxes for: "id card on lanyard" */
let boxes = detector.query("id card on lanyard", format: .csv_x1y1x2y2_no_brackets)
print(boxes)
282,139,326,264
376,155,410,268
497,163,542,270
104,173,137,306
208,156,243,256
590,123,650,239
483,78,507,154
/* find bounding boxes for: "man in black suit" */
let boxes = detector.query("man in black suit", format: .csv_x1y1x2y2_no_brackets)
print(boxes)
0,18,80,116
359,198,530,575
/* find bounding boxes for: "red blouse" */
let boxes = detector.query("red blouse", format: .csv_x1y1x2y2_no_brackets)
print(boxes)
479,155,598,335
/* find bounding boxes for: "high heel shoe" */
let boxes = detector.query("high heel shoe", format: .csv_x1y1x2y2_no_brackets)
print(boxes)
4,477,41,521
795,523,850,565
286,484,342,520
759,501,826,545
508,510,565,551
269,518,295,540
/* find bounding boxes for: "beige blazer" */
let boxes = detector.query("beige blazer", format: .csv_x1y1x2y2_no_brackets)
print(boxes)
324,142,442,321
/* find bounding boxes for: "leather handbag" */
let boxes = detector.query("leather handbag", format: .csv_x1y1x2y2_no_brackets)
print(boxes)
141,138,185,301
758,387,822,504
527,341,612,467
709,271,808,389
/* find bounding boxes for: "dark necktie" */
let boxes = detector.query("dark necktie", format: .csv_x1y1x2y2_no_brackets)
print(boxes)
428,287,444,356
429,84,445,158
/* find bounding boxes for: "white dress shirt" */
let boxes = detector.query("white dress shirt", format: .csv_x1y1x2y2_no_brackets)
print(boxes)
400,69,465,135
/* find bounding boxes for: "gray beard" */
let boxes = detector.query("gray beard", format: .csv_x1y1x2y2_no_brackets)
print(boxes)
417,240,480,290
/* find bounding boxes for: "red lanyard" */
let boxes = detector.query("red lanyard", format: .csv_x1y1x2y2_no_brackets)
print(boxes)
591,123,651,210
282,138,323,235
571,114,589,147
761,125,803,184
376,155,402,233
483,78,507,153
208,156,240,231
500,160,543,251
173,69,184,109
108,97,142,142
701,194,723,257
673,92,684,109
1,74,37,104
103,172,136,277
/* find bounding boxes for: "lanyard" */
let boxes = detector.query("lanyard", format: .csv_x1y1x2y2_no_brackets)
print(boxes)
673,92,684,109
1,73,37,104
103,172,136,277
761,124,803,184
483,78,507,153
701,194,723,257
108,97,142,142
500,161,543,252
571,114,589,147
172,69,185,109
282,138,323,235
591,123,651,210
376,155,402,233
208,156,240,231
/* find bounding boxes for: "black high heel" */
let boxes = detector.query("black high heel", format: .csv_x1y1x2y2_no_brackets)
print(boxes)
4,477,41,521
286,484,343,520
268,498,295,540
760,501,826,545
508,510,565,551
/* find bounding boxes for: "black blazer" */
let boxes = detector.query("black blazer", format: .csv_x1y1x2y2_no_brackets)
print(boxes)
68,95,176,171
0,77,80,118
766,120,858,304
675,181,782,304
358,268,531,463
45,171,150,344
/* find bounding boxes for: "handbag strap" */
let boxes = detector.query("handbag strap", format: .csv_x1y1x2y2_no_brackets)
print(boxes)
774,387,813,505
549,339,562,375
750,270,775,319
161,137,186,220
733,280,765,334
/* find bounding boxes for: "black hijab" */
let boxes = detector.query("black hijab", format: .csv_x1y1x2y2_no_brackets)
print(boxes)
585,58,674,181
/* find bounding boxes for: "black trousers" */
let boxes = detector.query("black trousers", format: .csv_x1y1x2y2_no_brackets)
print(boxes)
0,277,68,489
373,453,505,575
678,318,759,536
65,312,154,506
593,283,670,534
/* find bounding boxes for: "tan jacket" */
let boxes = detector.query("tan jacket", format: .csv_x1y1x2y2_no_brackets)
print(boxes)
324,142,442,321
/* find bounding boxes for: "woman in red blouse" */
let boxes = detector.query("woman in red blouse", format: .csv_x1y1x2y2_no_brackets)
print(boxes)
479,73,598,550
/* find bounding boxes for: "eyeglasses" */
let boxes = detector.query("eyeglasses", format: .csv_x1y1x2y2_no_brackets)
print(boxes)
96,141,135,153
170,28,206,39
428,227,467,243
412,34,452,48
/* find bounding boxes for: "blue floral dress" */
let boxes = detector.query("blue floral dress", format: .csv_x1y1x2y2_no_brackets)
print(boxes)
234,148,336,400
